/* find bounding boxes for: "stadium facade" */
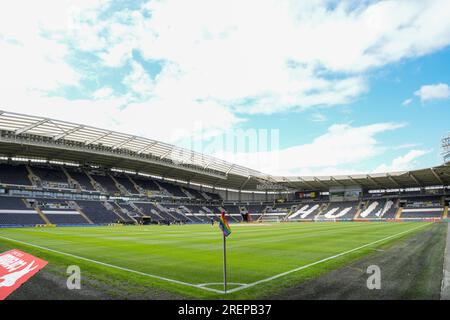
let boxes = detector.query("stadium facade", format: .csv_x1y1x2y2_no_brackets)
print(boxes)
0,109,448,227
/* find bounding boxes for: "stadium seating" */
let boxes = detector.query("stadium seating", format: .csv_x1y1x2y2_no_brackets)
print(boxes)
400,196,443,219
34,198,88,225
320,201,359,220
133,177,160,191
91,174,120,194
183,187,206,200
288,203,322,220
157,181,187,198
68,170,96,191
359,199,398,219
0,197,45,226
113,175,140,194
0,161,447,227
31,166,68,184
75,200,119,224
133,202,171,222
0,164,32,186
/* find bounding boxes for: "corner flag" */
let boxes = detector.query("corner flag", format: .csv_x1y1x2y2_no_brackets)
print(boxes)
218,211,231,293
218,212,231,237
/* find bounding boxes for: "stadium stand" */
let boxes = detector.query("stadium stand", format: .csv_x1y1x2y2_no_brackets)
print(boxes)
66,169,96,191
75,200,119,224
288,203,322,220
0,164,32,186
400,196,443,219
90,174,120,194
0,162,448,226
359,198,396,219
0,197,45,226
320,201,359,220
31,166,68,185
156,181,186,198
113,175,140,194
133,177,160,191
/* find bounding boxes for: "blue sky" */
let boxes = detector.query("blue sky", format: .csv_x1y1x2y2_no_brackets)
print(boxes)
0,0,449,176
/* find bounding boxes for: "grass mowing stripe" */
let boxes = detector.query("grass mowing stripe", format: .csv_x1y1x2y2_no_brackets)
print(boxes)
0,234,223,294
226,222,432,294
0,222,429,297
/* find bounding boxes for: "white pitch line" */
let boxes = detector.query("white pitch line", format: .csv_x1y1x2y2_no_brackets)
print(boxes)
0,234,223,294
226,222,432,294
0,222,431,295
440,222,450,300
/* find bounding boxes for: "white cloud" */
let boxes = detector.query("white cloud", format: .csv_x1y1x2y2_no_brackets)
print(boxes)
211,122,405,175
123,61,155,99
92,87,114,99
402,98,413,106
37,0,450,116
310,113,327,122
414,83,450,102
373,149,431,173
0,0,448,173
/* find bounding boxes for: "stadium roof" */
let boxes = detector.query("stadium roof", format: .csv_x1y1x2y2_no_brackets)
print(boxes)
0,109,448,192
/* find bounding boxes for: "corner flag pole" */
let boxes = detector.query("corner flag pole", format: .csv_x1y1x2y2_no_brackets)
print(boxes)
223,233,227,294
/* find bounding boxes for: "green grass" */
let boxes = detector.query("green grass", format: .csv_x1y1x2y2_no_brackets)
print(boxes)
0,221,433,299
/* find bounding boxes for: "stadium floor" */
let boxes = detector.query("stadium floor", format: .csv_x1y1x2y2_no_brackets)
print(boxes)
0,221,440,299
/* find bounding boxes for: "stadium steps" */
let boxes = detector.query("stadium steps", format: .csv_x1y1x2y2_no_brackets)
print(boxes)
32,203,52,225
200,191,212,200
256,206,269,222
109,173,130,196
84,170,107,193
153,181,170,196
177,206,194,222
181,187,194,198
102,201,127,222
283,206,297,221
60,166,81,191
128,176,146,196
314,203,329,219
353,200,366,220
115,202,139,224
68,201,94,224
395,207,403,219
25,165,42,187
130,202,147,217
155,202,178,221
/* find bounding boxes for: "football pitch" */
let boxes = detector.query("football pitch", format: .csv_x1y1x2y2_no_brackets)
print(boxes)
0,221,433,299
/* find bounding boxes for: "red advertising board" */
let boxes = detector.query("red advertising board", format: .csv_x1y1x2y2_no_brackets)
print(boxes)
0,249,48,300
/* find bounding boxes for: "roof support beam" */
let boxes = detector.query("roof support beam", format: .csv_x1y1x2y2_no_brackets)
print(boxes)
314,177,329,189
348,176,362,186
282,177,296,189
331,177,344,186
137,141,158,154
203,159,214,170
366,175,383,188
299,177,315,190
84,131,112,145
408,172,423,187
53,125,84,141
430,167,445,185
240,176,251,190
112,136,136,150
160,149,177,160
226,165,235,175
387,174,401,188
15,119,49,135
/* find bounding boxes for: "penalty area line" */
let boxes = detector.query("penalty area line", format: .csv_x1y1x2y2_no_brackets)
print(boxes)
226,222,433,294
0,234,223,294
